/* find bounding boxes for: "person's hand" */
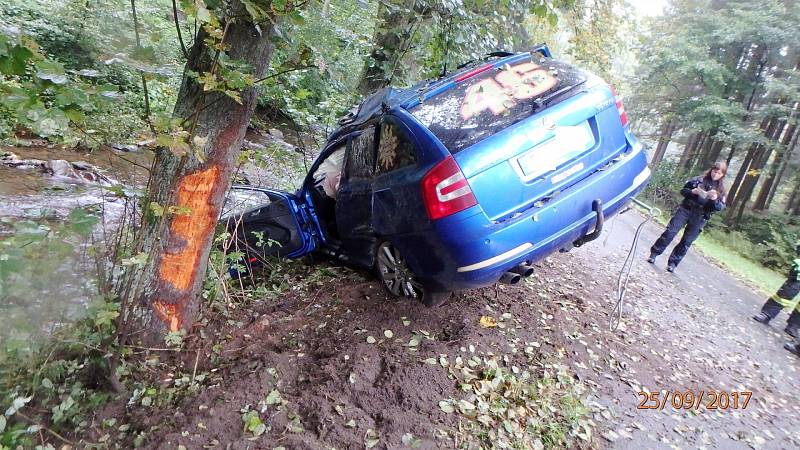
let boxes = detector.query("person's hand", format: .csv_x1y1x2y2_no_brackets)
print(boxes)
691,187,703,195
707,190,718,201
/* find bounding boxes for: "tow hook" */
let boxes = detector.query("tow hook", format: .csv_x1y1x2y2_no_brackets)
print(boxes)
573,199,604,247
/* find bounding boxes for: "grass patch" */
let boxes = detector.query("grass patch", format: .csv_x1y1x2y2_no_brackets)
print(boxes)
691,234,785,296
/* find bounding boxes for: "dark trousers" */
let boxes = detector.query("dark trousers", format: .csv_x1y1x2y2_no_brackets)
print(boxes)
760,267,800,328
650,206,706,267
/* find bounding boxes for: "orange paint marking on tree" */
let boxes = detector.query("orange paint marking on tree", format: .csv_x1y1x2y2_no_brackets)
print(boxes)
154,165,221,330
152,300,181,332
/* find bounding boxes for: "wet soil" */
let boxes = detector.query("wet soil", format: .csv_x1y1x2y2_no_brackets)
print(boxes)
80,211,800,449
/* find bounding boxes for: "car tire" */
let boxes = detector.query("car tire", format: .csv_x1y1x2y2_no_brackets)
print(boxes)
374,241,450,307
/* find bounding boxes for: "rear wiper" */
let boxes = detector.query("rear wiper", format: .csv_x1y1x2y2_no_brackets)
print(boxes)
530,79,587,113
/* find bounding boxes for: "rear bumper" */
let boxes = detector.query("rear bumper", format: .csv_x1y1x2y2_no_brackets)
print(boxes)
402,143,649,291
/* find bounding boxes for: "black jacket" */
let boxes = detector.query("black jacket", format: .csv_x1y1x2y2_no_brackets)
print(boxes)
679,176,726,219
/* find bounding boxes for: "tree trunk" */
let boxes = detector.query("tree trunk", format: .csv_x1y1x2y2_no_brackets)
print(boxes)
357,2,420,95
118,2,278,344
678,132,701,171
651,118,676,166
692,128,717,172
767,130,800,209
754,120,797,210
727,116,773,206
705,140,726,167
725,144,737,167
788,175,800,215
729,117,784,222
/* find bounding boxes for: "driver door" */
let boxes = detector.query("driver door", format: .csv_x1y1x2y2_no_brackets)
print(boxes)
334,125,378,267
219,186,320,268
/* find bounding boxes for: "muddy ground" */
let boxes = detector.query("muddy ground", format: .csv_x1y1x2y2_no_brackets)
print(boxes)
77,209,800,450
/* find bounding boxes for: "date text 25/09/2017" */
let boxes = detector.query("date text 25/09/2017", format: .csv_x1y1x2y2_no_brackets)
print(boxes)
637,390,752,410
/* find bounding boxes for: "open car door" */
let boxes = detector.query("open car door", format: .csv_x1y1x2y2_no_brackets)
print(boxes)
219,186,320,271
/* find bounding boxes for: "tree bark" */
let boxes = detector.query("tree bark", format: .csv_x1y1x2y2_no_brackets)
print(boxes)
357,2,421,95
788,175,800,215
754,120,797,210
692,128,718,172
678,132,701,171
118,2,278,344
766,129,800,209
651,118,676,166
729,117,785,223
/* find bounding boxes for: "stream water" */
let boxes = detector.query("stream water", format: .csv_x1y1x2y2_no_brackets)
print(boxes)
0,130,310,352
0,145,152,351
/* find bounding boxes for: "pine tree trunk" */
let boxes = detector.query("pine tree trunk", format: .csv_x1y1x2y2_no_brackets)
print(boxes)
693,128,717,172
679,132,701,171
789,175,800,215
730,117,784,222
754,121,797,210
727,116,773,207
767,130,800,208
651,118,676,166
117,3,278,345
705,140,726,167
725,144,737,166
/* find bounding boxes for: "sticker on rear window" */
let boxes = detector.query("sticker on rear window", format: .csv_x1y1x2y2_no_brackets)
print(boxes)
410,56,587,154
460,63,558,120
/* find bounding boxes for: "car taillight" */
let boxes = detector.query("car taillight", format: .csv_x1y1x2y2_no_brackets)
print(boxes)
421,156,477,220
610,86,628,127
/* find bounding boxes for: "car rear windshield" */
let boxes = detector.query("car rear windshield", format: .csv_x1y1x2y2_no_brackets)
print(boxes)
409,56,588,154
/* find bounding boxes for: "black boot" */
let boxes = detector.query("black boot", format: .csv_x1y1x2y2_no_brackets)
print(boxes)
785,325,799,338
752,312,771,324
784,340,800,357
647,252,656,264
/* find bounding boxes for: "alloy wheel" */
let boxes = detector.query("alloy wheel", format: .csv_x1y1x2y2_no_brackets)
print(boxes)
376,242,424,299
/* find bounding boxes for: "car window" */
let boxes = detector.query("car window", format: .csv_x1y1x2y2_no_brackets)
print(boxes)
220,189,271,220
344,125,377,182
376,117,417,175
409,56,587,154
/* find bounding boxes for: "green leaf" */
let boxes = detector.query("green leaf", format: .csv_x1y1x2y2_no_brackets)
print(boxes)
265,389,282,406
149,202,165,218
35,60,68,84
438,400,454,413
121,252,148,266
67,208,98,236
288,11,304,25
242,0,268,21
0,44,34,75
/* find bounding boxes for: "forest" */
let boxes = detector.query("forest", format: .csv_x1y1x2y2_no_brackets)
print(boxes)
1,0,799,448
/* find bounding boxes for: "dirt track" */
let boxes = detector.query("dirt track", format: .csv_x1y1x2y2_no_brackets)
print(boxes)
109,209,800,450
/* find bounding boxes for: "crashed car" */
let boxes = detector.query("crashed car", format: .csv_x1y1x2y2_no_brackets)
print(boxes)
221,45,650,306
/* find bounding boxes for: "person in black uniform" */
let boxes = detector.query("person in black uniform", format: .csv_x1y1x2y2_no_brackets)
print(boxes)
752,242,800,338
647,161,728,272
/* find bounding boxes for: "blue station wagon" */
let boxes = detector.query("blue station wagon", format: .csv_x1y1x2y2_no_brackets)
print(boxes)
221,46,651,306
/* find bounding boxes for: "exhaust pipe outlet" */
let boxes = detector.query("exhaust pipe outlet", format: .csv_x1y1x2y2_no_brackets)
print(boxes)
499,271,522,285
509,263,534,277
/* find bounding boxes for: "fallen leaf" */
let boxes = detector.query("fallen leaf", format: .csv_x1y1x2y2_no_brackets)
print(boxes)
480,316,498,328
